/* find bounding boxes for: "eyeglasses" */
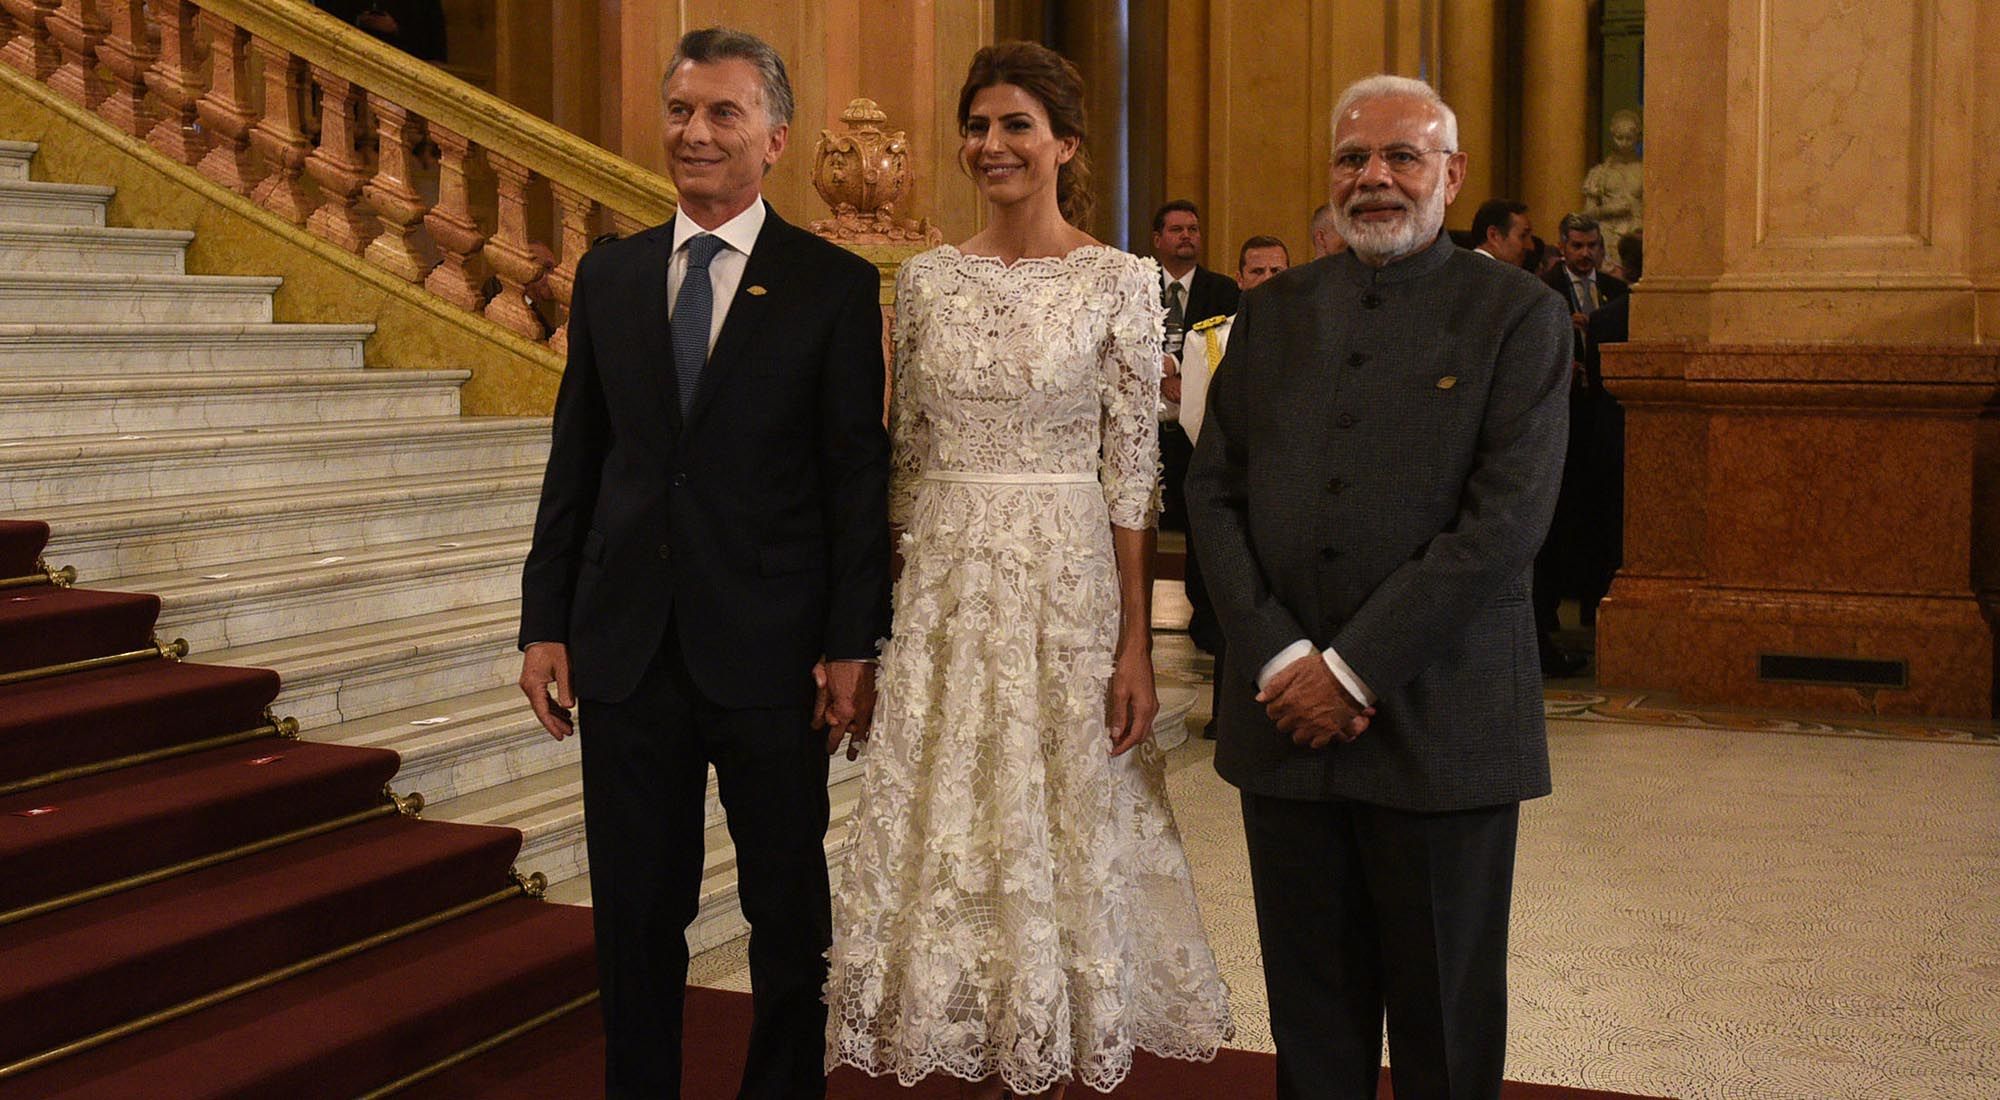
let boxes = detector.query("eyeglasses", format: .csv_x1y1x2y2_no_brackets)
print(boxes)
1331,146,1453,178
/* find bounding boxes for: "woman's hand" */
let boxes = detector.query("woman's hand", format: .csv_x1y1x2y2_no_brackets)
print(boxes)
1105,647,1158,757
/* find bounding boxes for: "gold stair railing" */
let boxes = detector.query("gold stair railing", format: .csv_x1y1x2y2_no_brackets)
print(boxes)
0,0,679,355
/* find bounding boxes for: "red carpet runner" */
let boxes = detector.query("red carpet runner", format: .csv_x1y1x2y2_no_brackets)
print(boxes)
0,519,598,1098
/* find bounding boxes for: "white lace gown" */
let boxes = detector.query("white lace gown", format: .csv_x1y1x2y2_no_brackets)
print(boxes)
826,245,1233,1093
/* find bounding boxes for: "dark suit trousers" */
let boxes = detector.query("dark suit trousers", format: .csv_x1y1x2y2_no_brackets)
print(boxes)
1240,792,1519,1100
580,630,831,1100
1160,419,1194,531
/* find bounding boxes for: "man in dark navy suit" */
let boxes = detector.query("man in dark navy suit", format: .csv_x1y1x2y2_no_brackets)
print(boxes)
516,27,889,1100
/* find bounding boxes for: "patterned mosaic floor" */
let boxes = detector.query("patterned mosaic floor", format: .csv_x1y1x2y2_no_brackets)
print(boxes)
693,592,2000,1098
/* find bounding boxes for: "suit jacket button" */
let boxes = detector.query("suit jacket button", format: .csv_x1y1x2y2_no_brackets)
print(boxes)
1361,292,1382,309
1320,546,1341,560
1347,351,1368,367
1326,477,1345,494
657,544,672,561
672,472,689,487
1338,413,1356,428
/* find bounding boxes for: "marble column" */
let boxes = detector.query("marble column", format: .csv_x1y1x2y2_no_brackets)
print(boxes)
1439,0,1497,214
1517,0,1589,232
1597,0,2000,717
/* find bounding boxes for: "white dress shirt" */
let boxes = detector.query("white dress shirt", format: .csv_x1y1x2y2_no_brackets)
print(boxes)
668,200,765,354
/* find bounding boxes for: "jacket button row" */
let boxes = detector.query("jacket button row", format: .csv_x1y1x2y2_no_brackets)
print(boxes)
1326,477,1345,494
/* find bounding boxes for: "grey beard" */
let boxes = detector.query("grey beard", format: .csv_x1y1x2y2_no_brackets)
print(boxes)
1334,186,1448,264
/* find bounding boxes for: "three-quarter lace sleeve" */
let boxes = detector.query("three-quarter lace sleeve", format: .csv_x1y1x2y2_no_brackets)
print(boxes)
1098,257,1165,529
886,259,929,528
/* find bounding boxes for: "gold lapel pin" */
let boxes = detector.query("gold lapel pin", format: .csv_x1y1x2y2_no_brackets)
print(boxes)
1436,375,1458,389
746,285,768,296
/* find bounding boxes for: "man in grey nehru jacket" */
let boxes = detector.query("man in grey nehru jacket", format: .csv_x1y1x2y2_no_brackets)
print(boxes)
1187,74,1570,1100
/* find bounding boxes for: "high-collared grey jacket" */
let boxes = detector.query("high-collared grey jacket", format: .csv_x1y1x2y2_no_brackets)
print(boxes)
1186,231,1572,812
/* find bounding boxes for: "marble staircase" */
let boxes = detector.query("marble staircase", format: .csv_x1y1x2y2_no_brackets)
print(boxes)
0,138,607,908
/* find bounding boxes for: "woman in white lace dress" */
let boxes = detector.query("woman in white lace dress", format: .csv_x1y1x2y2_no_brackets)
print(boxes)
825,42,1232,1099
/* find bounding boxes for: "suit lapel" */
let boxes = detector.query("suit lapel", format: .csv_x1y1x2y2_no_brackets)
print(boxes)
683,205,792,431
629,220,683,439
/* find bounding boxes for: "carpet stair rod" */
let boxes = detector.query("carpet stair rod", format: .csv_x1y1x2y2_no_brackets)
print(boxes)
0,789,424,929
0,871,549,1084
351,989,601,1100
0,636,186,689
0,712,300,799
0,561,73,590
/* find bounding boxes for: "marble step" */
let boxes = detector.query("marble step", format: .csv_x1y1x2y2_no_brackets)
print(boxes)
0,178,111,226
0,272,277,324
0,140,33,181
428,762,587,891
0,322,370,372
0,221,191,274
0,417,549,509
142,528,530,652
0,368,467,437
34,467,542,583
208,600,523,730
322,686,577,808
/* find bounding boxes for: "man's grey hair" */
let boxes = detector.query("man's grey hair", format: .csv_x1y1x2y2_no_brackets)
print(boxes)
1557,212,1601,240
1310,202,1337,235
1331,74,1458,152
1552,213,1600,242
661,27,795,128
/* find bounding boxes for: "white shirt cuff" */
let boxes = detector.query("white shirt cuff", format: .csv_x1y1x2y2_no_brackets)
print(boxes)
1256,640,1318,691
1321,647,1376,706
1255,639,1376,706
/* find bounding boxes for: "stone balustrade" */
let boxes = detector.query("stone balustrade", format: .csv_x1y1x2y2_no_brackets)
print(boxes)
0,0,680,356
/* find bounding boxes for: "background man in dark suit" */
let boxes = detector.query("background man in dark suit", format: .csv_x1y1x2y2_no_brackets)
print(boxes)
1536,212,1629,658
1469,197,1533,267
515,27,889,1100
1187,74,1570,1100
1574,232,1642,626
1155,198,1240,532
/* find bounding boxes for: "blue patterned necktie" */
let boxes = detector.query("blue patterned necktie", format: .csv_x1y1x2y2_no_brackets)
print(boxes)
672,233,729,415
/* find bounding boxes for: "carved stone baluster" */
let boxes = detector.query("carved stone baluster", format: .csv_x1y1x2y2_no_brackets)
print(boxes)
144,0,207,164
194,14,259,194
0,0,61,80
46,0,108,107
95,0,154,137
247,38,312,225
302,69,376,253
544,182,600,356
360,97,432,282
481,153,548,340
422,126,489,310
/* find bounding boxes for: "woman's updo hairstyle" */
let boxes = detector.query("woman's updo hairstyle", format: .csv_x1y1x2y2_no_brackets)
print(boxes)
956,41,1095,231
